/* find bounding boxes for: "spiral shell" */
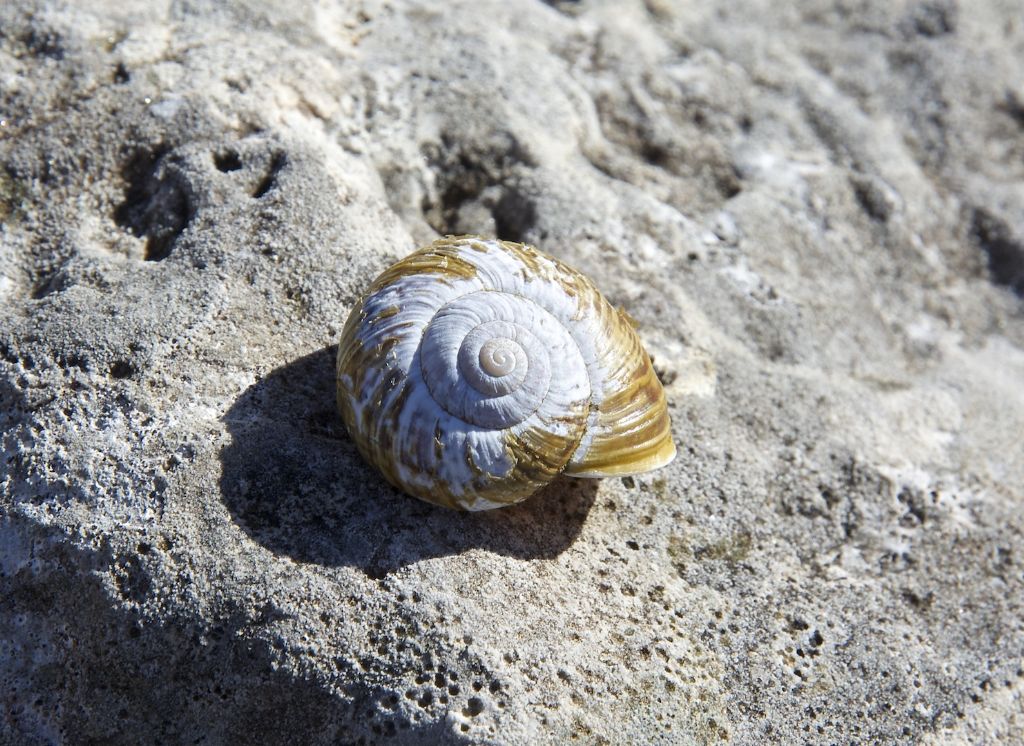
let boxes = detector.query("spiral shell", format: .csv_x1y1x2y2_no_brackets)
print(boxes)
336,236,675,510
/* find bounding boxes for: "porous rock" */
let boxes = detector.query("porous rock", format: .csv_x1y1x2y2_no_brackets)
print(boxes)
1,1,1023,743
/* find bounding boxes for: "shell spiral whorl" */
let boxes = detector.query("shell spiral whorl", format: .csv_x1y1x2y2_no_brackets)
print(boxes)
336,236,675,510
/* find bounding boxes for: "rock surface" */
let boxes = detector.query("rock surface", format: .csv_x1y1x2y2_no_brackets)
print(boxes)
2,0,1024,743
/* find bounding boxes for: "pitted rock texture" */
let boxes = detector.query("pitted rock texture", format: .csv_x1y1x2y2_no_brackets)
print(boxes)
2,1,1023,744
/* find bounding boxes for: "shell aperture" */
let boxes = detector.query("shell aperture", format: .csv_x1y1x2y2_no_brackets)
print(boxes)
336,236,675,510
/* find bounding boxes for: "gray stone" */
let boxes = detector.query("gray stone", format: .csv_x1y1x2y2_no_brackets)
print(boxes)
2,0,1023,743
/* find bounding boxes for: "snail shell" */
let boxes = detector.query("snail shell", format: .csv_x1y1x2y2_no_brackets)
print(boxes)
336,236,675,510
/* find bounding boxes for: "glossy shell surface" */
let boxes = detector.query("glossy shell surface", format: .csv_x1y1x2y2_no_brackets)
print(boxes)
336,236,675,510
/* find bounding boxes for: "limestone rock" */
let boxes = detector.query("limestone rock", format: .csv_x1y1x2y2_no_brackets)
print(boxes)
2,1,1023,743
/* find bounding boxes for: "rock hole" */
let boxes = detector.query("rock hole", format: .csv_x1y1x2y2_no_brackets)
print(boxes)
851,174,892,222
31,271,69,299
542,0,584,15
114,145,194,262
420,132,535,235
640,142,671,169
969,208,1024,296
214,150,242,172
59,353,89,372
109,360,136,379
998,91,1024,129
253,151,286,198
19,28,64,60
492,189,537,243
462,697,484,717
716,165,743,199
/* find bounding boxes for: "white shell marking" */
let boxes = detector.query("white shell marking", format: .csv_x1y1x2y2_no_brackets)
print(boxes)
336,236,676,510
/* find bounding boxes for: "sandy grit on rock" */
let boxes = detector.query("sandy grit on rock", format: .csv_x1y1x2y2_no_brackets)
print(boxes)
1,1,1023,744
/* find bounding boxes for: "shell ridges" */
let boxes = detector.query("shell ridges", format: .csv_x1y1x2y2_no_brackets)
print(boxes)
336,236,676,510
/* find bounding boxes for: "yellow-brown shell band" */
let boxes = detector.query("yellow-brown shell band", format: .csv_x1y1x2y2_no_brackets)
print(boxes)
336,237,675,509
